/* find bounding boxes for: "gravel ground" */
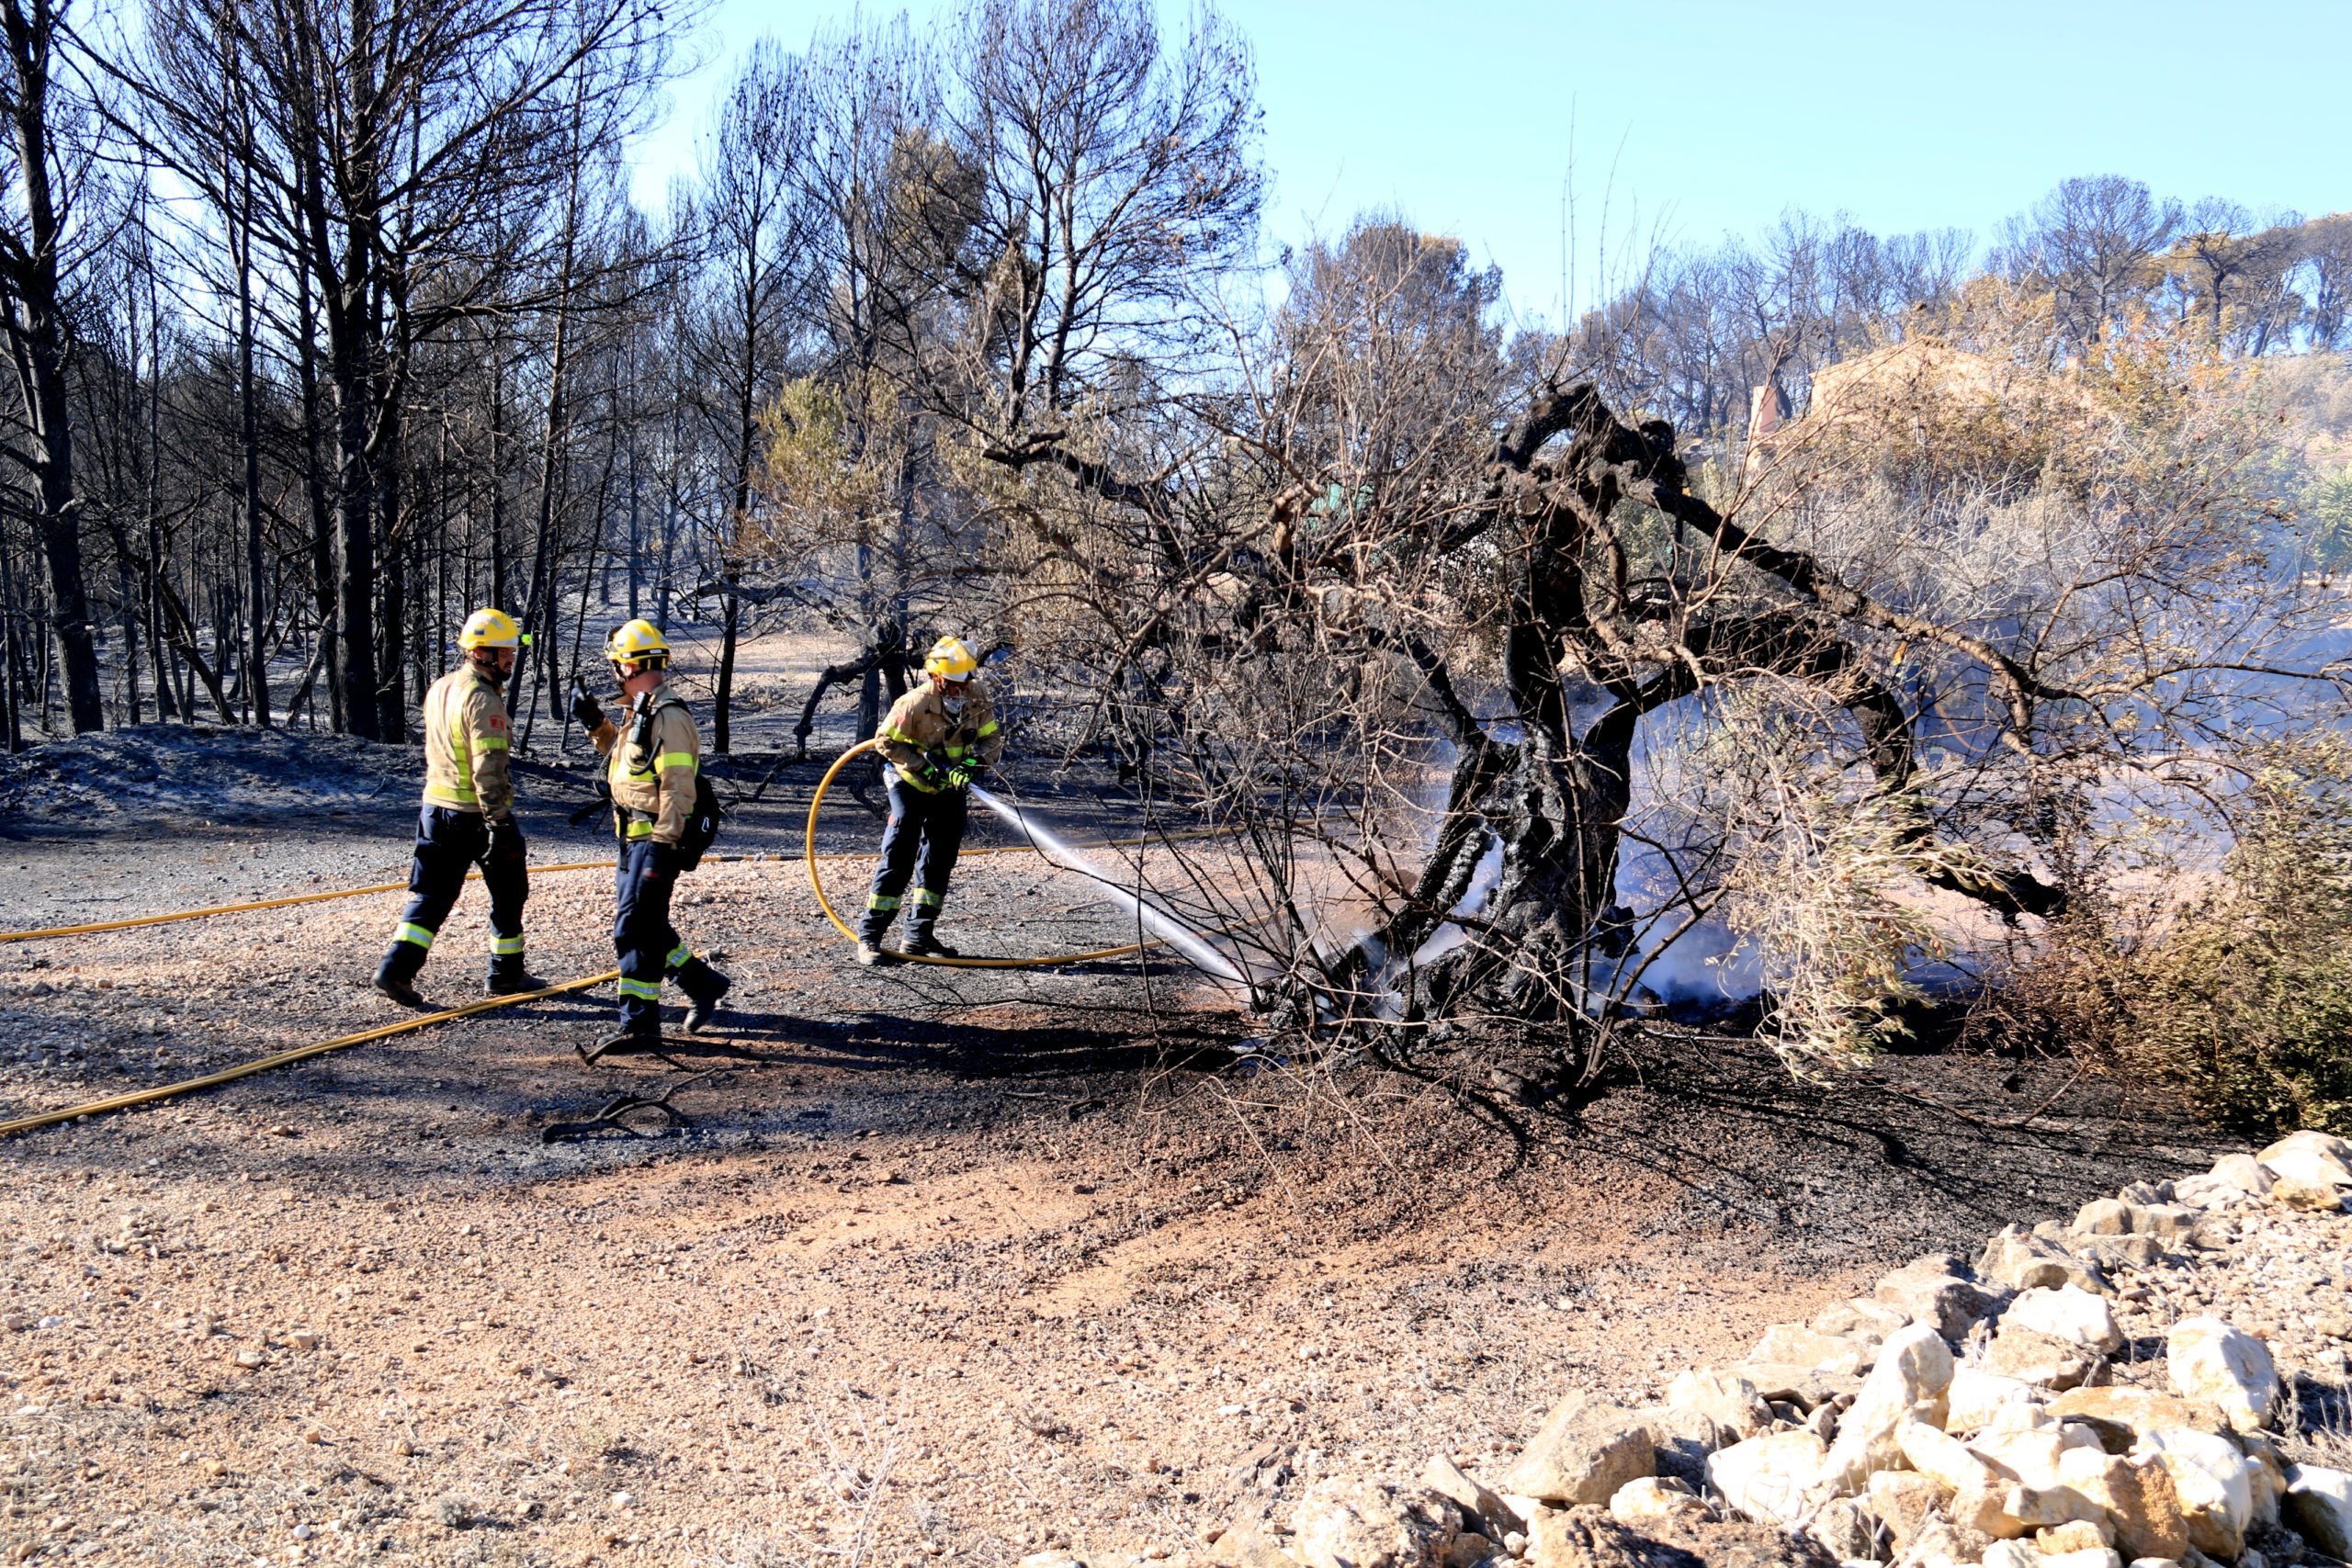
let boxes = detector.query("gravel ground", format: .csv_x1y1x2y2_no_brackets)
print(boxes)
0,688,2241,1568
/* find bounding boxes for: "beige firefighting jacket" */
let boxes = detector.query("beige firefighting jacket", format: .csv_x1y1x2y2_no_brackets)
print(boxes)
420,666,514,819
590,688,698,845
876,679,1002,792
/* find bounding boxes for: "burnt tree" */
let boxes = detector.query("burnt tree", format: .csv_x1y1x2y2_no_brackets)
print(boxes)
1337,381,2071,1027
0,0,103,734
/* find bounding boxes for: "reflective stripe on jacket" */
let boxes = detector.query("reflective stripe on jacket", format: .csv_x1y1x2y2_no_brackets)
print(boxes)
421,667,514,818
876,680,1002,791
591,692,698,845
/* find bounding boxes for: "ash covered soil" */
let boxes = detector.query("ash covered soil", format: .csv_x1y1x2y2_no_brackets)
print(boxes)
0,716,2233,1566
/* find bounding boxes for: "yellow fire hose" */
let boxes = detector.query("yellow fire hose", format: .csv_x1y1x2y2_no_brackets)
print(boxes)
0,864,623,943
0,970,619,1140
0,747,1242,1137
1,794,1228,946
805,739,1233,970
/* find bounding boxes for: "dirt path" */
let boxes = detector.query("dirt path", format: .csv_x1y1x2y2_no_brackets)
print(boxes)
0,715,2230,1568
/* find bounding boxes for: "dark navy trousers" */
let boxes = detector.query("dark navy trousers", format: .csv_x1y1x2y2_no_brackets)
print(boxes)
612,836,723,1030
379,807,527,984
858,769,967,942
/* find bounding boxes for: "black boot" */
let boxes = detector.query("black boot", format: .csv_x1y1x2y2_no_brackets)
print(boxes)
902,926,959,959
485,954,552,997
372,944,429,1009
676,960,732,1035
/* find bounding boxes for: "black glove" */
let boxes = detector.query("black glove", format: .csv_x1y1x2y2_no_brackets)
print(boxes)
639,840,678,878
914,761,952,792
946,759,981,788
491,815,526,855
571,682,605,730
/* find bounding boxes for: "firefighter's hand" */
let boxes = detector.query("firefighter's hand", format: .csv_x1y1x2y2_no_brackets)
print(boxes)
491,815,526,853
946,760,981,788
916,761,952,792
571,685,605,730
640,840,679,879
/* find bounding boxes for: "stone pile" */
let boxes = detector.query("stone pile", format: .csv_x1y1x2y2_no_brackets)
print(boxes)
1199,1130,2352,1568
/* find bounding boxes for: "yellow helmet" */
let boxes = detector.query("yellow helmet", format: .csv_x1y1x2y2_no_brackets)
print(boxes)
924,636,978,680
605,619,670,670
458,608,521,649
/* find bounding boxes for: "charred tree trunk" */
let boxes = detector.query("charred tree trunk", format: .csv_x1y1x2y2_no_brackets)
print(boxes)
290,169,339,732
0,0,102,734
234,145,270,727
713,592,741,753
1324,383,2068,1035
328,314,381,740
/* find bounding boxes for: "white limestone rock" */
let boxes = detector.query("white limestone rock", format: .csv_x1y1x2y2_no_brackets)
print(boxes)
1498,1393,1655,1506
1419,1455,1513,1540
2075,1199,2135,1235
2165,1318,2278,1432
2256,1131,2352,1190
1897,1420,1994,1493
2132,1429,2255,1561
1817,1322,1954,1495
1663,1370,1770,1442
2208,1154,2273,1197
1985,1323,2110,1392
1607,1476,1712,1528
2284,1463,2352,1559
2005,1286,2126,1353
1982,1227,2112,1295
1875,1257,2002,1341
1705,1430,1826,1525
1948,1367,2043,1433
1290,1480,1460,1568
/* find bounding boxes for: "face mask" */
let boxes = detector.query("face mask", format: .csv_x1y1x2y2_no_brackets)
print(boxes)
942,695,966,716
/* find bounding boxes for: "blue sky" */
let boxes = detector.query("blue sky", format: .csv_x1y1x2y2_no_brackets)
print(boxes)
630,0,2352,325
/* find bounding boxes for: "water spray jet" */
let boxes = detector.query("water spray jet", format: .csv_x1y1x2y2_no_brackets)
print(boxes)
801,739,1259,979
967,784,1252,989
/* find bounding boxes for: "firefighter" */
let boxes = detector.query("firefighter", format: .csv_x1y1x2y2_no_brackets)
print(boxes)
571,618,731,1047
857,636,1003,964
372,608,545,1007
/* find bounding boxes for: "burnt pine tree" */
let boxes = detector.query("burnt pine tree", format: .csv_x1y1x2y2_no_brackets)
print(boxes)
0,0,104,733
125,0,676,739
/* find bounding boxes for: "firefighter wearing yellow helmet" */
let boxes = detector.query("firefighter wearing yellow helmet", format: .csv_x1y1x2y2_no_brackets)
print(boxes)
856,636,1003,964
570,618,731,1047
371,608,545,1007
